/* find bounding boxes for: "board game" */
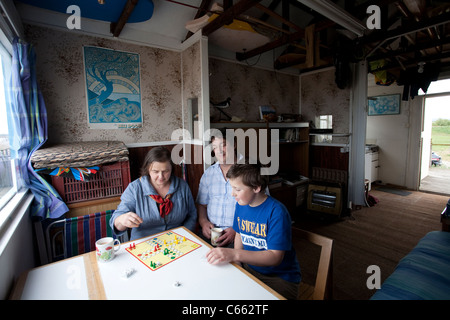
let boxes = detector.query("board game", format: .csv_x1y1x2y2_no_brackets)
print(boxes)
126,231,202,271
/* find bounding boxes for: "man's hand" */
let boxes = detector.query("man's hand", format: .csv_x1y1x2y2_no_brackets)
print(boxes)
215,227,235,247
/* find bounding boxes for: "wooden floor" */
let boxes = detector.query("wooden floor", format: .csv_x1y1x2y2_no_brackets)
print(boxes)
293,187,448,300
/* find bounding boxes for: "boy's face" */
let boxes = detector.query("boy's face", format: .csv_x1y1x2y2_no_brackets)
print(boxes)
229,177,261,206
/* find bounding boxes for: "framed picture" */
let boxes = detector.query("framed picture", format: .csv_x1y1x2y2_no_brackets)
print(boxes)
368,94,401,116
83,46,142,129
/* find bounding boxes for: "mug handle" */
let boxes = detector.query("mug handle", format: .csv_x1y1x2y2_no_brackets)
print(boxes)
114,239,121,252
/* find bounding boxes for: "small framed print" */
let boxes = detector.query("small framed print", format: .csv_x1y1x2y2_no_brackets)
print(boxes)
368,94,401,116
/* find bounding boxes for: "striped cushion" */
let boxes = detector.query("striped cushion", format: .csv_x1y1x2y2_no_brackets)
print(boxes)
64,210,115,258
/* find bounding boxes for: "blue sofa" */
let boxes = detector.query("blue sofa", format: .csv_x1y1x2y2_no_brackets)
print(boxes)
371,231,450,300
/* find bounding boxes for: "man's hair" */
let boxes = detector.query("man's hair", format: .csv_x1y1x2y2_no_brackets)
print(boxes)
226,161,268,191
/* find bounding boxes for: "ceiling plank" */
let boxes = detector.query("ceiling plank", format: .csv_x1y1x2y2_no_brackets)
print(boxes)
110,0,139,37
184,0,213,41
236,19,333,61
236,30,305,61
201,0,263,36
259,0,282,21
362,11,450,57
254,3,303,32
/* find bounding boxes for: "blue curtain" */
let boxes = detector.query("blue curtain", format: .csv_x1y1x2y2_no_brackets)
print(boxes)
6,38,68,220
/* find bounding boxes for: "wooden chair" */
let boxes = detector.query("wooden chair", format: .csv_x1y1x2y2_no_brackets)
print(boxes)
292,227,333,300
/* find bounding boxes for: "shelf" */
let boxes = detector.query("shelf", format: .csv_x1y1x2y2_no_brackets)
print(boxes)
277,140,309,144
309,133,351,136
268,122,309,128
211,122,309,129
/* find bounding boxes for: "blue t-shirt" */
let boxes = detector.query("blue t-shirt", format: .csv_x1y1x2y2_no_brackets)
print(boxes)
233,196,301,283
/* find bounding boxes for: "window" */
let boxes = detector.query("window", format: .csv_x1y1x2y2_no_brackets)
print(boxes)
419,78,450,95
315,115,333,143
0,41,16,211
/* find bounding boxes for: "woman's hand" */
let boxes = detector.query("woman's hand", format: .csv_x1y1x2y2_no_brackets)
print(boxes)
114,212,143,232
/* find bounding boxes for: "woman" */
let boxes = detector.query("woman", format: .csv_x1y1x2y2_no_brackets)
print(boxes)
111,146,197,240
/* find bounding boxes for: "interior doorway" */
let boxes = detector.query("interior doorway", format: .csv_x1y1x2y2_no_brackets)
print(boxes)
419,81,450,196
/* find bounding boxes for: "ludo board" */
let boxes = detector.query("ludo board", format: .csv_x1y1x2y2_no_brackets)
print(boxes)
126,231,202,271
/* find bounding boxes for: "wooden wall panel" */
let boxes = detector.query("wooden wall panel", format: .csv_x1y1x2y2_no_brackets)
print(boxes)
309,145,349,172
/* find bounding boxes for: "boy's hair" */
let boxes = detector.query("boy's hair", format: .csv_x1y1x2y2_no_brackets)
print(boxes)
226,161,269,191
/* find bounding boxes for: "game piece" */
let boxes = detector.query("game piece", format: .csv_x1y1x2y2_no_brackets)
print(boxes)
121,268,136,279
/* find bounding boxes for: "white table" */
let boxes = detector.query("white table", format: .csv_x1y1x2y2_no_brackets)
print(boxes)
11,227,284,300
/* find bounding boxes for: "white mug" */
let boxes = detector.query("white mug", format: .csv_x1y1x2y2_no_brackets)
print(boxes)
96,237,120,262
211,227,223,246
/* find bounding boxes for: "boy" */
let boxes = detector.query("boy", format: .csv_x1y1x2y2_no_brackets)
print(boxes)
206,163,301,299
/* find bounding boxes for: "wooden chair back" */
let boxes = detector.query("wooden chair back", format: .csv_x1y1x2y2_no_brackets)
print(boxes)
292,227,333,300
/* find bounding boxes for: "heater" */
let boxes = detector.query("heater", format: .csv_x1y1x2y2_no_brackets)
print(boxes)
307,184,342,216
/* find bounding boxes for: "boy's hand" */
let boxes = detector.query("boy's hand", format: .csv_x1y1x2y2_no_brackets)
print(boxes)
206,248,235,265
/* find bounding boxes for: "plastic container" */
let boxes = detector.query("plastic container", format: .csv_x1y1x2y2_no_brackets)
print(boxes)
51,161,131,204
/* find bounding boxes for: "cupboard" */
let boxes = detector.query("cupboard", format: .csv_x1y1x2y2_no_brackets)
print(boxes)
210,122,309,216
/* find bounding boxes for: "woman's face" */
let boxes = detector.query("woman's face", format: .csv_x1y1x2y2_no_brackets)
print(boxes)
148,161,172,188
212,137,233,164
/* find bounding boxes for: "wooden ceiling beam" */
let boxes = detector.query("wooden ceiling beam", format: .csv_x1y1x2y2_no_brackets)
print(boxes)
259,0,282,21
110,0,139,37
367,36,450,62
201,0,263,36
369,51,450,73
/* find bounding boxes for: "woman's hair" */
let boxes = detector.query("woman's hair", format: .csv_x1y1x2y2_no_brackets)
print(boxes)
140,146,174,177
226,161,268,191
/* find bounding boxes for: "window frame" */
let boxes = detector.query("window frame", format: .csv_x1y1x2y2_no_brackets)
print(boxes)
0,10,26,232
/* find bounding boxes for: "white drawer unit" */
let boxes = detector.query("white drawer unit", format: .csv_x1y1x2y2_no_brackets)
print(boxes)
370,152,379,183
365,151,379,190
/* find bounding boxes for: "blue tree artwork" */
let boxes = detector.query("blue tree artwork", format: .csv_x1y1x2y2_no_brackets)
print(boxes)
368,94,401,116
84,46,142,129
